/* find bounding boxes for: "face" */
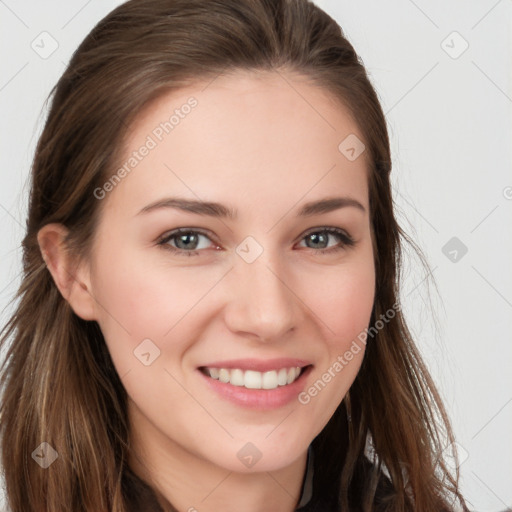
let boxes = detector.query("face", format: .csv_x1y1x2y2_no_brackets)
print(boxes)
85,69,375,474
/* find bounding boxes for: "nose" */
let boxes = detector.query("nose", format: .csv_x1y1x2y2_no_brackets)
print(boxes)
223,249,303,343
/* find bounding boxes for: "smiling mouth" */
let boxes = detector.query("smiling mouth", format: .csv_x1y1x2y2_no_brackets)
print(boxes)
199,365,311,390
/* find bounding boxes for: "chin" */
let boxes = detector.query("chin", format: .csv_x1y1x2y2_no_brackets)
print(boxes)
204,435,310,474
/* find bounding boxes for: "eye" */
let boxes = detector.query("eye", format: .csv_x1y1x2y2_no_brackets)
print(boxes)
157,228,217,257
157,227,355,257
297,227,355,255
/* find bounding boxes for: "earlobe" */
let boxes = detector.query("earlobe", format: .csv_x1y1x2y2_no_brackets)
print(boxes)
37,223,97,321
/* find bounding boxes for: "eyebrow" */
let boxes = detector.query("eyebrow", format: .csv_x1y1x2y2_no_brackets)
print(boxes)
137,196,366,219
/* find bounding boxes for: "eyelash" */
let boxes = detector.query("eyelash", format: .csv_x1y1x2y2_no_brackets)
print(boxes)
156,227,355,257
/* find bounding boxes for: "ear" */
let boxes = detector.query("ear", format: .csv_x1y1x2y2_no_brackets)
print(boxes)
37,223,97,321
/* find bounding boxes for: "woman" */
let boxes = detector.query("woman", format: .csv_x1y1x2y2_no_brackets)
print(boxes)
0,0,470,510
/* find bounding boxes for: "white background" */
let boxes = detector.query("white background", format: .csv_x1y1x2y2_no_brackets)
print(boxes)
0,1,511,510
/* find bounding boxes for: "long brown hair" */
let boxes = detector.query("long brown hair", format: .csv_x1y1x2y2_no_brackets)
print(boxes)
0,0,468,510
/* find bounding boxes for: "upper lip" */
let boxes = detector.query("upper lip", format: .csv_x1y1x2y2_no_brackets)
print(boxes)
199,358,312,372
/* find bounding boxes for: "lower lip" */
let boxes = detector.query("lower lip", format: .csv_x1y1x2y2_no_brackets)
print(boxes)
198,366,313,410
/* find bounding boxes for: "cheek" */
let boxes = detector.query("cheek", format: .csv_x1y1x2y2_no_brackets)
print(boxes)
293,260,374,433
88,247,173,368
308,255,375,349
89,245,226,371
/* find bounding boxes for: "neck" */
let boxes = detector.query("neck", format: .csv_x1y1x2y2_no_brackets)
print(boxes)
127,401,309,512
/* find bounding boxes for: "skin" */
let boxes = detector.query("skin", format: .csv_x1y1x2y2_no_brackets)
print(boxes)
38,69,375,512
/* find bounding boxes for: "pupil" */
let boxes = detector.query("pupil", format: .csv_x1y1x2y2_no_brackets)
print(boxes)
177,233,197,250
309,233,326,248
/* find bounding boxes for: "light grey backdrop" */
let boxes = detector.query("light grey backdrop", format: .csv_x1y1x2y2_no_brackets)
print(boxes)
1,1,511,510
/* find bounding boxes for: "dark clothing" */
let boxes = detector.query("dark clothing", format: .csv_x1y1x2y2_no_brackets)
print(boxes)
121,443,469,512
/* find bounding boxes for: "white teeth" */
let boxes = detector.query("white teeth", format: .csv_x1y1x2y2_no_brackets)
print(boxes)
218,368,230,383
277,368,288,386
262,370,278,390
244,370,262,389
230,368,245,387
204,366,303,389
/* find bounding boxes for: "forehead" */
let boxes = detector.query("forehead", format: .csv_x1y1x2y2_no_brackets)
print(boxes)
104,69,369,218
